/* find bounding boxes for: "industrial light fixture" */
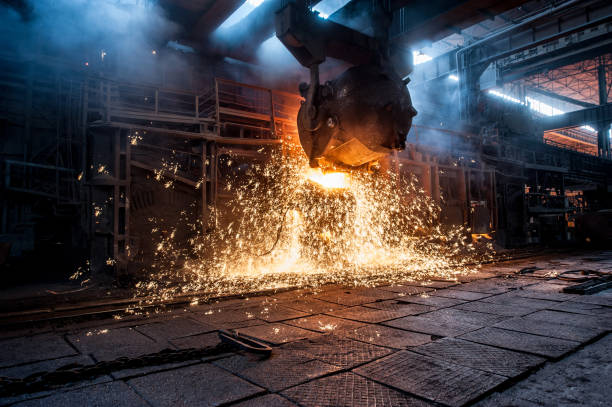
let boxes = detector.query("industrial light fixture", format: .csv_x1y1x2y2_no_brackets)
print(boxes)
449,74,459,81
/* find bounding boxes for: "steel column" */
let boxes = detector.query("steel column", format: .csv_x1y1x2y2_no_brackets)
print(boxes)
597,57,611,159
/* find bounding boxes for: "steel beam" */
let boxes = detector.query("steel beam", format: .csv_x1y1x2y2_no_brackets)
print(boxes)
192,0,245,41
500,40,612,84
206,0,282,62
598,57,609,106
414,3,612,86
526,86,597,109
410,50,458,84
338,0,526,47
461,0,612,68
497,20,612,82
275,2,378,67
457,0,612,119
597,57,611,158
390,0,526,46
540,103,612,131
204,0,526,64
211,0,326,63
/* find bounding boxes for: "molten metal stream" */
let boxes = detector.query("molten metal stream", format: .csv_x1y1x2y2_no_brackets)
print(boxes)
305,168,349,189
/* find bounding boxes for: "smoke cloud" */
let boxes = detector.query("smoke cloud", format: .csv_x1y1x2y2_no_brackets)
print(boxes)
406,76,470,152
0,0,188,86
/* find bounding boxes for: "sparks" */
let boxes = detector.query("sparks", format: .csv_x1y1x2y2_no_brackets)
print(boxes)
318,322,338,331
134,145,493,304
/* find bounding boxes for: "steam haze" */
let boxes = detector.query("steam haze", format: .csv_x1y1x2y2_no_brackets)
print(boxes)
0,0,185,85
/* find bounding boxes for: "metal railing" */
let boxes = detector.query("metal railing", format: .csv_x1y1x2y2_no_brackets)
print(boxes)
4,160,78,203
543,132,598,156
84,77,303,140
205,78,302,139
85,77,208,123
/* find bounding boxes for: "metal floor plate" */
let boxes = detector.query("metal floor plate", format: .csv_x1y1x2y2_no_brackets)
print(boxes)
492,317,602,342
281,298,346,314
454,301,538,317
350,288,401,301
459,327,580,359
192,307,264,329
232,394,298,407
523,309,612,330
0,333,78,368
234,323,321,345
343,324,432,349
384,315,482,337
549,301,612,316
362,300,435,315
282,372,432,407
513,282,576,302
412,337,545,377
570,294,612,307
169,331,223,350
284,314,366,333
128,363,264,406
416,308,508,327
354,350,506,407
284,334,393,369
377,285,435,296
238,304,311,323
134,316,215,341
400,295,466,308
214,350,341,392
66,327,167,362
479,293,560,310
453,278,536,294
326,306,409,323
5,380,149,407
431,289,494,301
407,281,460,289
314,291,379,306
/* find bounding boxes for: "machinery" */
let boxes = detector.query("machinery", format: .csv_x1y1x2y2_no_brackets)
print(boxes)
276,2,417,169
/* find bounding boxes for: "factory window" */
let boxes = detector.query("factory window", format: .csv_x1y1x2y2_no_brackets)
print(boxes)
218,0,265,30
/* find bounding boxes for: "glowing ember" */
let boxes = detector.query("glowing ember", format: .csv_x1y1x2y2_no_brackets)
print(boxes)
305,168,349,189
318,322,338,331
472,233,493,243
135,146,493,304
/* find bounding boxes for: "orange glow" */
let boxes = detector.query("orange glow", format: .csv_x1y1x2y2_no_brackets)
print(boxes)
305,168,348,189
135,148,494,304
472,233,493,243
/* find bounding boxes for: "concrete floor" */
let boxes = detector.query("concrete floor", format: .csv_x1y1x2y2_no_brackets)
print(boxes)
1,251,612,406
